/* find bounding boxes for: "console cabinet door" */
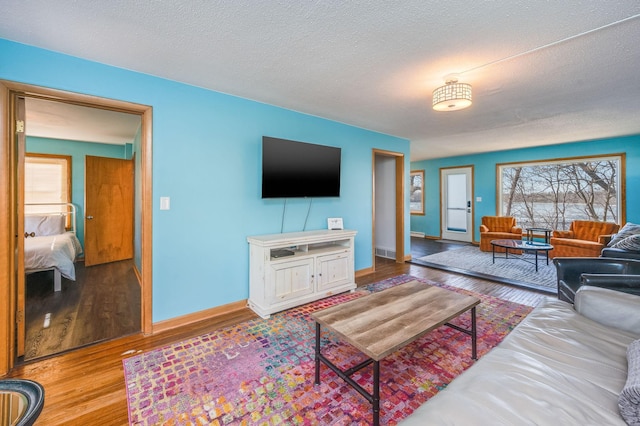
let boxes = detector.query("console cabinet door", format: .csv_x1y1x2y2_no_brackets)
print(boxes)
316,252,352,292
269,258,315,303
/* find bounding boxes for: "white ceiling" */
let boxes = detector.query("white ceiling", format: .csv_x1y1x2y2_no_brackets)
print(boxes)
2,1,640,160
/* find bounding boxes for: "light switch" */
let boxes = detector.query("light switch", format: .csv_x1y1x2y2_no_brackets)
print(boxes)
476,197,482,202
160,197,170,210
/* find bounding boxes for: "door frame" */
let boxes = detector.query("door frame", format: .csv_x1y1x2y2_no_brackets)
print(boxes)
440,165,474,242
0,80,153,374
371,149,405,269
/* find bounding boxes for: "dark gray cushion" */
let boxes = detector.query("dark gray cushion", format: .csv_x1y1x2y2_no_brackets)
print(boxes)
613,235,640,252
609,222,640,247
619,339,640,425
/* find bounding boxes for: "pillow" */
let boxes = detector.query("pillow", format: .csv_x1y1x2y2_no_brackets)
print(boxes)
24,214,65,237
608,222,640,247
613,235,640,252
620,339,640,425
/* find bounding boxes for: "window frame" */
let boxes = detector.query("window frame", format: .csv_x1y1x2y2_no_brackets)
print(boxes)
496,153,625,230
24,153,72,228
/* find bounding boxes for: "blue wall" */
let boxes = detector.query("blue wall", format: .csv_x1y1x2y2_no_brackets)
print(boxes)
26,136,130,249
411,136,640,241
1,39,410,322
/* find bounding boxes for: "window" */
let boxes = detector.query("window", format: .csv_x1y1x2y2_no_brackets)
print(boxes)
24,154,72,222
410,170,424,215
498,154,623,230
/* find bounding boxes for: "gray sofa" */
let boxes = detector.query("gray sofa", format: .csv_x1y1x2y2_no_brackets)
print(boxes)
401,286,640,425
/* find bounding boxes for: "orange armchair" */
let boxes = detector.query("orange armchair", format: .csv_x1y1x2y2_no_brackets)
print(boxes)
549,220,620,258
479,216,522,252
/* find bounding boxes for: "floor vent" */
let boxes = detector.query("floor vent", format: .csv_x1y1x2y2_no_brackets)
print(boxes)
375,248,396,259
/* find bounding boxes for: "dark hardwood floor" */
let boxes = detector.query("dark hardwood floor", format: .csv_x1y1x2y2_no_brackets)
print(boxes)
24,259,141,361
408,236,471,258
7,247,550,425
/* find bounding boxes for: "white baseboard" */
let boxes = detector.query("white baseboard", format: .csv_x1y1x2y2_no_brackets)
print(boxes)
410,231,425,238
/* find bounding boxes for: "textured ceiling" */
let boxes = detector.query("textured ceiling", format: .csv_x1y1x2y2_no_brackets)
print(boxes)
2,1,640,160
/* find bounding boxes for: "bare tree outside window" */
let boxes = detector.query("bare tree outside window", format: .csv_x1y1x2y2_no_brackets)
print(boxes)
410,170,424,215
499,155,622,230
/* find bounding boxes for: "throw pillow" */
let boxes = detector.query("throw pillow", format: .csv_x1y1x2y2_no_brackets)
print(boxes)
619,339,640,425
613,235,640,253
609,222,640,247
24,214,65,237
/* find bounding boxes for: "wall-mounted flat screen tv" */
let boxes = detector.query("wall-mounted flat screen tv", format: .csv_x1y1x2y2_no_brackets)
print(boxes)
262,136,341,198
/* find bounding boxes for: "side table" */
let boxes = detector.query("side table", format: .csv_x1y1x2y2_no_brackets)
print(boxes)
526,227,552,244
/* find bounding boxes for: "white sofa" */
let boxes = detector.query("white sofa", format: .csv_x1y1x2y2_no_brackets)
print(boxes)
401,286,640,425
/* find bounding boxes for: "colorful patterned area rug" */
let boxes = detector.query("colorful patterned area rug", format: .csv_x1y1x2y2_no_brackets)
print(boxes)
123,275,533,425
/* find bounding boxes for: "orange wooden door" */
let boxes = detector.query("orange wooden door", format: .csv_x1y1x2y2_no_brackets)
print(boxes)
84,156,134,266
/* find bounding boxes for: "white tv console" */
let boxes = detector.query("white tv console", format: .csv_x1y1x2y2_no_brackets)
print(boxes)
247,229,357,319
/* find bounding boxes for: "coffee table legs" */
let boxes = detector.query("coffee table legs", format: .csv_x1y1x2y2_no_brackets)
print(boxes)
314,322,321,385
472,306,477,360
492,243,549,272
315,321,381,425
314,309,477,424
373,361,380,425
444,306,477,360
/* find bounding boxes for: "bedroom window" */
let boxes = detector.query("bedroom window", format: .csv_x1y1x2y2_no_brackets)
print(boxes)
497,154,624,231
24,154,72,222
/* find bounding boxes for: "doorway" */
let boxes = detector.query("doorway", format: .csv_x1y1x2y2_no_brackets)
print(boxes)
372,149,405,269
23,98,139,360
0,80,153,371
440,166,474,242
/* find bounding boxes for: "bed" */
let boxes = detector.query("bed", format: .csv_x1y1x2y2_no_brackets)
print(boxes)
24,203,83,292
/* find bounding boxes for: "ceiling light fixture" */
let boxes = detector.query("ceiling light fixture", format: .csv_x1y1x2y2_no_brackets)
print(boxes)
432,75,472,112
429,14,639,113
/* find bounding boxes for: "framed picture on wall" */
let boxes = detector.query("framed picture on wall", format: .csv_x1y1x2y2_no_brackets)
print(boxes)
410,170,424,215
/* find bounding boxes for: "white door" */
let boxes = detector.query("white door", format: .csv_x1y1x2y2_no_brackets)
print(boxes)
441,167,473,242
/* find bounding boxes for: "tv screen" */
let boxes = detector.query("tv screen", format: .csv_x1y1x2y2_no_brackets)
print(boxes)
262,136,341,198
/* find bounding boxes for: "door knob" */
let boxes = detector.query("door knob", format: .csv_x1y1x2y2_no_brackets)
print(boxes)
86,215,94,220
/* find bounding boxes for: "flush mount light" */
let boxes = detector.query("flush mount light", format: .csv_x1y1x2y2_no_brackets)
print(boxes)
432,76,472,112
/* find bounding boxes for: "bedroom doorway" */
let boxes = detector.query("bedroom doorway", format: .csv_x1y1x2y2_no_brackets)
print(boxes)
21,99,140,360
0,80,153,370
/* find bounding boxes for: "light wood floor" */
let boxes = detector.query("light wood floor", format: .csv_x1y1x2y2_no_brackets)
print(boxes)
7,256,551,425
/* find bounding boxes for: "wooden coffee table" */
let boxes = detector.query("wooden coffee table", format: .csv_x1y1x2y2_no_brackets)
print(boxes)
311,280,480,426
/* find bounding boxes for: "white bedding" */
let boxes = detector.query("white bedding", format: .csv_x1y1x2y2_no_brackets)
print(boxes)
24,232,83,280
